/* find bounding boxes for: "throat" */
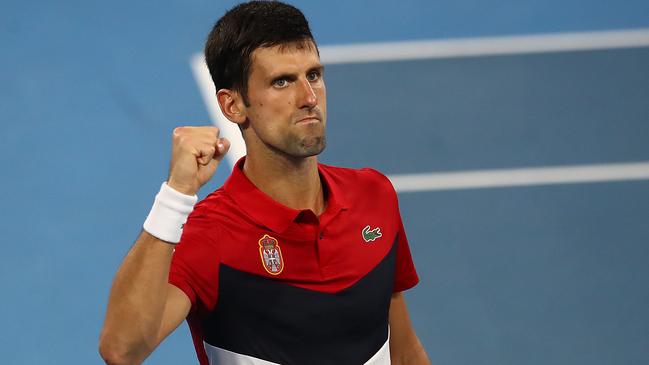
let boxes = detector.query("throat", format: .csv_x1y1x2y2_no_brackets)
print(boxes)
243,156,327,215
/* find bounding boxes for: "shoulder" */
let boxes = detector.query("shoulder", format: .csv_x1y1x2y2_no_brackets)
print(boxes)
183,187,234,231
193,187,234,215
320,163,396,196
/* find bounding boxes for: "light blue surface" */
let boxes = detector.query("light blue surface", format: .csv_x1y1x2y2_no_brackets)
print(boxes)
1,1,648,364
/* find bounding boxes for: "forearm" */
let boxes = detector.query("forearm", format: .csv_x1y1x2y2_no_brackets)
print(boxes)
98,126,228,364
389,292,432,365
99,231,174,364
391,337,431,365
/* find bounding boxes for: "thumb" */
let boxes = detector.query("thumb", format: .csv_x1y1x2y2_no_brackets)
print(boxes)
198,137,231,185
214,137,231,161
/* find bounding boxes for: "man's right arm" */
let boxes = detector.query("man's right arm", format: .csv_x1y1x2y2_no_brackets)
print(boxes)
98,232,190,365
98,126,230,365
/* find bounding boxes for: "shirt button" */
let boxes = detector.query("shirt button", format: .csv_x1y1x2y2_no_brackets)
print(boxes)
319,232,324,239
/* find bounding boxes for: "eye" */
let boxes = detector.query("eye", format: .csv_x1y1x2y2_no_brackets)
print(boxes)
272,79,288,88
306,70,321,82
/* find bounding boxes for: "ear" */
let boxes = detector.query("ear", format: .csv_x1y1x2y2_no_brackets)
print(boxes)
216,89,247,125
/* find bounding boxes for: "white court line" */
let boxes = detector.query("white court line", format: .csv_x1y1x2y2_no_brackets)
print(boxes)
388,162,649,192
320,28,649,64
190,28,649,191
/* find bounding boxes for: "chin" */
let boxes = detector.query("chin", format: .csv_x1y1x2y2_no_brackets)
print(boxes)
297,136,327,157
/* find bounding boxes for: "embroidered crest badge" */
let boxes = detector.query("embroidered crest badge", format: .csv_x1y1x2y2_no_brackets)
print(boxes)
258,234,284,275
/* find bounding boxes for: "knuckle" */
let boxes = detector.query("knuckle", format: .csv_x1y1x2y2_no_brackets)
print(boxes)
202,145,214,155
207,126,220,136
173,127,189,144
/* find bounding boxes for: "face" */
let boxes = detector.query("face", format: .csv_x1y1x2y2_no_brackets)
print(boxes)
241,42,327,158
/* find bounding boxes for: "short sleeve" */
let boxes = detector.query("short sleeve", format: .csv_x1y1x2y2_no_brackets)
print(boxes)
393,213,420,292
363,167,420,293
168,205,221,311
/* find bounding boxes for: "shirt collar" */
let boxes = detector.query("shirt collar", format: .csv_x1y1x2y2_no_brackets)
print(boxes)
223,157,349,233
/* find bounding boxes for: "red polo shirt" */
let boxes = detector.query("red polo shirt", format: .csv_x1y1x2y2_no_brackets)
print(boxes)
169,158,419,364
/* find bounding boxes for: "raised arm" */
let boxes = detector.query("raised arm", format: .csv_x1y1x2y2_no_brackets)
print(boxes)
98,126,230,365
98,232,190,364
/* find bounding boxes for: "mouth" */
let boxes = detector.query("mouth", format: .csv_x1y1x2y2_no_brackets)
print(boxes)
295,116,321,125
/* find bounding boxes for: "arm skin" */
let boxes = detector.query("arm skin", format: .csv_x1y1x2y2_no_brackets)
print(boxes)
98,231,191,365
98,126,227,365
389,292,432,364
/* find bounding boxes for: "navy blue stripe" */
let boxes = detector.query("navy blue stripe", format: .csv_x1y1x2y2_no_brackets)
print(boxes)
203,239,397,364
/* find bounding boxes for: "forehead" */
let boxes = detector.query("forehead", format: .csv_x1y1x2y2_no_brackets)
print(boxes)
250,42,321,77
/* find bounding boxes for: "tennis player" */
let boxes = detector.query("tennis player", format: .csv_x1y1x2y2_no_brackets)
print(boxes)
99,1,430,364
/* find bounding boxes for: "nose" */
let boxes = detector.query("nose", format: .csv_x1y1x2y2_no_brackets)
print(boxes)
297,78,317,109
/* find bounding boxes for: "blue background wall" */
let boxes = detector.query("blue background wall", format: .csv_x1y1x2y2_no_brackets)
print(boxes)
1,1,648,364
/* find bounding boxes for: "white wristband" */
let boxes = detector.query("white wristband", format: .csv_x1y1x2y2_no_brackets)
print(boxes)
143,182,198,244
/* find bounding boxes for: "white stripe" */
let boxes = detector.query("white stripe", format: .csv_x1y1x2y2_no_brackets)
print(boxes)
203,334,390,364
388,161,649,192
204,342,279,365
363,334,391,365
190,54,246,169
319,28,649,64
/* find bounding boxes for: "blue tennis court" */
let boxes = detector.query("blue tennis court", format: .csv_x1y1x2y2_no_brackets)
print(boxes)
301,43,649,365
1,1,648,364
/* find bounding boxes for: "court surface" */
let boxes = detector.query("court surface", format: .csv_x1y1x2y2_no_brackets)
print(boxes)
1,1,648,364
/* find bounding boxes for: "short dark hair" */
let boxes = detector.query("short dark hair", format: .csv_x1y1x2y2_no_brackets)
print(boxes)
204,1,317,104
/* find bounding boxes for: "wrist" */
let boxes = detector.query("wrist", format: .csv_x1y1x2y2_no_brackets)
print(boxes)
142,182,198,244
166,179,198,196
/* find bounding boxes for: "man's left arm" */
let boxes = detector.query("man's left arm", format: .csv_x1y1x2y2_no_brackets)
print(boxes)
389,292,431,364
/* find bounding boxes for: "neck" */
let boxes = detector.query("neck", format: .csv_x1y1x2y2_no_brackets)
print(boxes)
243,152,325,216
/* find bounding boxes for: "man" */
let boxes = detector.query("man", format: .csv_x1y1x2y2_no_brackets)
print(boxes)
99,1,430,364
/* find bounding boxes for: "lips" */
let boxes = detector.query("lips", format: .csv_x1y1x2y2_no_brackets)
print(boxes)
296,116,320,124
294,109,323,124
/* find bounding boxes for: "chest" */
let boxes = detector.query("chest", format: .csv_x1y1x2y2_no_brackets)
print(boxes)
201,239,397,364
217,206,398,292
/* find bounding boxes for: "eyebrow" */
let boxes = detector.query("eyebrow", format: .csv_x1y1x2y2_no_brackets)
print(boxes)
309,64,325,74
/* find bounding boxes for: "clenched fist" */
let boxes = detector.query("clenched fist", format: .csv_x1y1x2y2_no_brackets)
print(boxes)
167,126,230,195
